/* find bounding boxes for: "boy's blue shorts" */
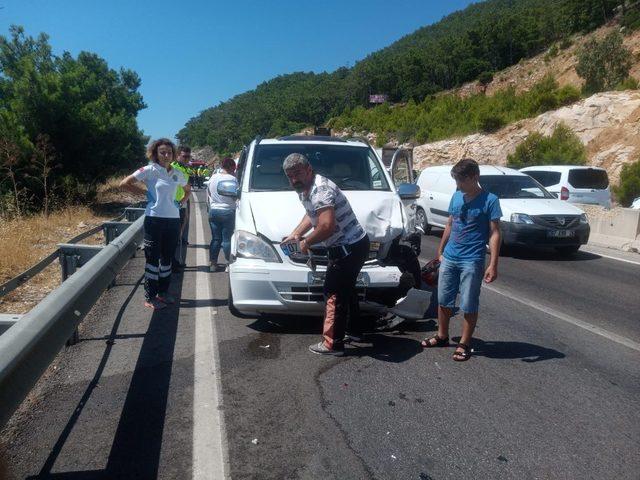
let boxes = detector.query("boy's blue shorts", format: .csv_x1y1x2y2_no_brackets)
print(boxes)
437,257,485,314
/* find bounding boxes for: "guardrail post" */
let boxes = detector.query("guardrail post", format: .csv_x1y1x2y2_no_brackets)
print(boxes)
58,244,104,345
0,314,22,336
124,207,146,222
102,221,133,245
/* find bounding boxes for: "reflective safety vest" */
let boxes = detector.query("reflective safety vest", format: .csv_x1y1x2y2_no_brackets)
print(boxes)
171,161,189,202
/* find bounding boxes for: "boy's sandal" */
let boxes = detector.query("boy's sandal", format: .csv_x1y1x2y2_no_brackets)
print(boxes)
421,334,449,348
453,343,472,362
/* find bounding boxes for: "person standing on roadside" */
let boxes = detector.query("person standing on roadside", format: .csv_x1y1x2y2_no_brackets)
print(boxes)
421,158,502,361
120,138,188,310
207,157,237,271
282,153,370,356
172,146,193,271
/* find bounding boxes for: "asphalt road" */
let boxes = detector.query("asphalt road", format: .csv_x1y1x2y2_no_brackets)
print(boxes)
2,191,639,480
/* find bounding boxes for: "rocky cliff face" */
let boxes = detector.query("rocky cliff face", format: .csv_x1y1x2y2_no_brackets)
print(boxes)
413,91,640,184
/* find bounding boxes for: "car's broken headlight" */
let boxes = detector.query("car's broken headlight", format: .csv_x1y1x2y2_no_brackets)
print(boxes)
235,231,281,263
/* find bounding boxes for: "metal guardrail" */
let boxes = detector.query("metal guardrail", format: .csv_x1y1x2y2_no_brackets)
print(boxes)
0,211,128,299
0,210,145,429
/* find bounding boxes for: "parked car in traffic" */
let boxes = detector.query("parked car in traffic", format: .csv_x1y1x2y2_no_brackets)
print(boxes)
631,197,640,209
519,165,612,208
219,135,421,317
415,165,590,255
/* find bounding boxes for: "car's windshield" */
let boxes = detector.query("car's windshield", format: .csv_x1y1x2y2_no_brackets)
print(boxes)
250,144,390,192
480,175,555,199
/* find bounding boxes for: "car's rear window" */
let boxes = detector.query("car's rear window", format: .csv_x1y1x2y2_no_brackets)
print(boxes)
249,144,390,192
524,171,561,187
568,169,609,189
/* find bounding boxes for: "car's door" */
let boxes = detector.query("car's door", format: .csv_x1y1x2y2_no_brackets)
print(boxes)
389,149,418,231
429,174,456,227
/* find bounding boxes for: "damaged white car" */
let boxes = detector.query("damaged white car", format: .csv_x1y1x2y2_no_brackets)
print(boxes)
219,135,423,317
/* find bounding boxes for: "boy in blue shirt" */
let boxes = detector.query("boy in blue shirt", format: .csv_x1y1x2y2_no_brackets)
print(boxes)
422,159,502,361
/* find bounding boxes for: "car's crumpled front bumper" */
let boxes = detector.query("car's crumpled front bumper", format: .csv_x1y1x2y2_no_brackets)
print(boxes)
229,258,403,316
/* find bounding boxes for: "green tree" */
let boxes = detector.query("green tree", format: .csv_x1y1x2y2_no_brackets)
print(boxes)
507,123,587,168
613,159,640,207
0,26,147,213
576,31,633,94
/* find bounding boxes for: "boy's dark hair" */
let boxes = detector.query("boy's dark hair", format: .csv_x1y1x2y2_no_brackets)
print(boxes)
178,145,191,154
451,158,480,179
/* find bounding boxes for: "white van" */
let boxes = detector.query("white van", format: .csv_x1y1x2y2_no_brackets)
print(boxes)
520,165,612,208
415,165,590,254
221,135,421,317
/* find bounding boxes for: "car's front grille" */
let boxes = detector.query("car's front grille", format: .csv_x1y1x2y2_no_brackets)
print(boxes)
275,284,366,303
285,245,381,266
533,215,580,228
289,248,329,266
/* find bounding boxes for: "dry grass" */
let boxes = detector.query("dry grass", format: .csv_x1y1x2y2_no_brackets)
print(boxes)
0,205,119,314
0,175,145,314
96,175,144,206
0,206,111,283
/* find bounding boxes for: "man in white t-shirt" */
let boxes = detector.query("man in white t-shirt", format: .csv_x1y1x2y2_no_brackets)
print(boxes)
206,157,237,270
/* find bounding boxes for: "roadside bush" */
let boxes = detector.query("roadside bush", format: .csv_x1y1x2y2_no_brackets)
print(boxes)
576,31,633,94
615,76,640,91
613,159,640,207
544,44,559,62
477,112,506,133
559,38,573,50
329,76,585,146
622,8,640,32
556,85,582,106
507,123,587,169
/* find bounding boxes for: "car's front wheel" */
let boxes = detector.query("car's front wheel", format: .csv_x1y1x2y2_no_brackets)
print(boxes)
416,207,431,235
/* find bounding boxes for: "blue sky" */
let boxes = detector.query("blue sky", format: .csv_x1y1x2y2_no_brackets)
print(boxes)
1,0,476,142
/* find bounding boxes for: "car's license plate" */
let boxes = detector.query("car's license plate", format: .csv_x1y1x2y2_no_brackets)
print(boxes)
548,229,574,238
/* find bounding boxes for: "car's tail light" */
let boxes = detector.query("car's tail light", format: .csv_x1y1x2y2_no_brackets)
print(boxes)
560,186,569,201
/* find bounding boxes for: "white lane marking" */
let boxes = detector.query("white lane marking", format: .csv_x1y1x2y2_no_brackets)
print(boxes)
484,283,640,353
192,193,228,479
581,247,640,266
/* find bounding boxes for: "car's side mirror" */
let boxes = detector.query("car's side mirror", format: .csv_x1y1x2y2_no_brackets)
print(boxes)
397,183,420,200
217,180,239,198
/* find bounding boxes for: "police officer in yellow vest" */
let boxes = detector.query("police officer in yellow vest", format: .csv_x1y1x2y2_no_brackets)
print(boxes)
172,146,193,271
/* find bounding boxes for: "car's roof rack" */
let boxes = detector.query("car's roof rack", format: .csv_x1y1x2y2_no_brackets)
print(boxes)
277,135,347,142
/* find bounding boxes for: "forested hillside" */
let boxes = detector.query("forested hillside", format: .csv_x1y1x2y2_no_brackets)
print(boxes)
178,0,626,154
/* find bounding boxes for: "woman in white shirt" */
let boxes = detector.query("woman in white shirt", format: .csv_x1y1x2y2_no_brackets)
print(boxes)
207,157,237,270
120,139,189,309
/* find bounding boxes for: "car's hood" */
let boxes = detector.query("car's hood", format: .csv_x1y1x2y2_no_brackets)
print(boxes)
499,198,585,217
248,191,405,243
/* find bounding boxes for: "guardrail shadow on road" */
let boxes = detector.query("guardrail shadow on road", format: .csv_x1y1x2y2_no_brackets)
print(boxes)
28,272,145,479
29,262,189,479
454,336,566,363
